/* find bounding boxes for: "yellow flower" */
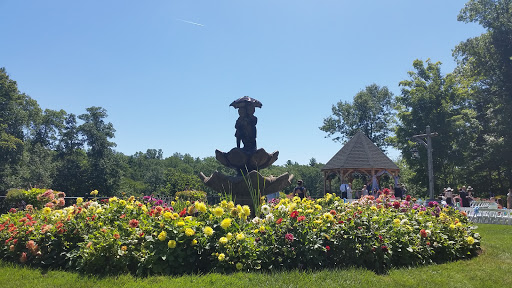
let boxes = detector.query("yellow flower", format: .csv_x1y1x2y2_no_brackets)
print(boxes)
42,207,52,215
76,198,83,205
219,237,228,245
121,245,127,251
185,228,195,237
119,200,127,206
236,233,245,241
163,212,173,220
212,207,224,217
220,218,232,229
218,253,225,261
293,196,301,203
196,202,207,213
450,224,456,230
456,222,462,227
236,262,243,270
220,200,228,208
203,226,214,237
253,229,259,234
226,232,233,240
371,206,377,211
171,201,175,206
186,201,191,205
128,196,135,202
393,218,401,225
158,231,167,241
259,226,266,233
288,203,297,212
227,201,235,209
173,213,179,218
177,221,185,227
141,205,148,212
109,197,118,203
323,212,334,222
467,236,475,245
126,205,134,210
191,239,197,246
230,208,239,218
90,190,98,196
168,240,176,248
242,205,251,217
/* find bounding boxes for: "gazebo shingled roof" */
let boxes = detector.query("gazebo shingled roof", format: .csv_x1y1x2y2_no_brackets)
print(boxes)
321,131,399,194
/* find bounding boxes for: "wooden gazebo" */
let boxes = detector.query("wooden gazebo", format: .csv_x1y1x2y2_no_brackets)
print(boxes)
321,131,400,194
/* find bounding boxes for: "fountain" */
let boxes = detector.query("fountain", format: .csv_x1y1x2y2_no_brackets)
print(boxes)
199,96,293,208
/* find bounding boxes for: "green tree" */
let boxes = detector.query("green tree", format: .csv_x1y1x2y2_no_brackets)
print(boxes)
453,0,512,190
78,107,120,196
320,84,394,150
159,168,205,196
394,59,479,197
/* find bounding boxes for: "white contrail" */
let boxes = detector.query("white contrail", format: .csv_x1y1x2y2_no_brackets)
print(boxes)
177,19,204,26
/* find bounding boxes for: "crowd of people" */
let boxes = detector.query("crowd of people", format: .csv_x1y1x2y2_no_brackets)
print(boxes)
338,182,407,200
440,186,512,209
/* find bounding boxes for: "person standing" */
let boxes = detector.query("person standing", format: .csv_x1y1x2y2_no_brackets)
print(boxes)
340,182,349,199
347,183,353,199
361,185,368,198
394,183,403,200
445,187,454,206
460,187,470,207
294,180,307,199
507,188,512,209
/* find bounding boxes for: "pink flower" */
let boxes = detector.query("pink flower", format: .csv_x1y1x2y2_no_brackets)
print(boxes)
297,216,306,222
20,252,27,263
285,233,294,242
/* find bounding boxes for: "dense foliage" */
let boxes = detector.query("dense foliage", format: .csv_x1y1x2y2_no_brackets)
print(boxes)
0,191,480,275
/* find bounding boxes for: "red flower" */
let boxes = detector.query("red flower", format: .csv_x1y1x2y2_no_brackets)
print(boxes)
120,214,126,219
297,215,306,222
179,208,187,217
9,208,16,214
393,201,400,209
325,245,330,251
285,233,294,242
381,245,388,252
330,210,336,215
338,220,344,224
129,219,139,228
290,210,299,219
383,188,390,195
420,229,428,238
379,235,383,242
114,233,120,239
405,195,411,201
139,232,144,237
276,218,283,224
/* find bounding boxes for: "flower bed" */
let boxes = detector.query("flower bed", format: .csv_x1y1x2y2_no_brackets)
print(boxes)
0,192,480,275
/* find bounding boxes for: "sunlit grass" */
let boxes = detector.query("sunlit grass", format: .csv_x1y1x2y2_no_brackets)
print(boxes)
1,224,511,288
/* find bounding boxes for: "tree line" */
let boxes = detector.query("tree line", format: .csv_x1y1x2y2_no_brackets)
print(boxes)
0,72,325,198
320,0,512,198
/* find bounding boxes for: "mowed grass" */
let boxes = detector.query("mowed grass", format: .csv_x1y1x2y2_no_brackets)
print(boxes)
0,224,511,288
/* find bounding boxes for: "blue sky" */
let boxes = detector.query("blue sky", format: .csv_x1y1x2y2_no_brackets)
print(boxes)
0,0,484,165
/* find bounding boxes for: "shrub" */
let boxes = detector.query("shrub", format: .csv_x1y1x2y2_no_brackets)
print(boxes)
175,190,207,203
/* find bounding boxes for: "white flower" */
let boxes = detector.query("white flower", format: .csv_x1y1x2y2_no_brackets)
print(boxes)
261,205,271,215
252,217,262,224
265,213,274,222
474,233,480,239
278,205,288,213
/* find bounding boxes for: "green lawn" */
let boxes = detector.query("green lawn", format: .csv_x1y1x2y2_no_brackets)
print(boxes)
1,224,511,288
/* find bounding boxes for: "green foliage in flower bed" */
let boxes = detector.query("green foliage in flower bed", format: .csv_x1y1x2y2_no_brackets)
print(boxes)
0,192,480,276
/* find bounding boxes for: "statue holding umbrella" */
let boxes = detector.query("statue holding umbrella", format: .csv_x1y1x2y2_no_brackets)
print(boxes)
230,96,262,152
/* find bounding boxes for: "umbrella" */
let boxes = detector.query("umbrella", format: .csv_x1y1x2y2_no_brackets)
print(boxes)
229,96,262,109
